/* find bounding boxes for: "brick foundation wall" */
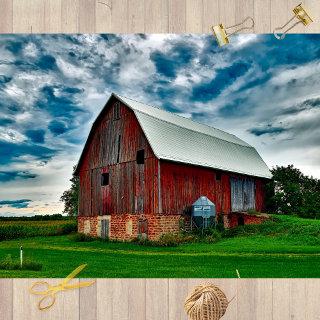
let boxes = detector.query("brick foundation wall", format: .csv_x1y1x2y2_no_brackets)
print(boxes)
110,214,190,240
78,216,99,237
78,214,190,241
226,212,269,228
109,214,140,240
78,213,268,240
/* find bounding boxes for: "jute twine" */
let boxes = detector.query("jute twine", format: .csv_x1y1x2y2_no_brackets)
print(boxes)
184,284,230,320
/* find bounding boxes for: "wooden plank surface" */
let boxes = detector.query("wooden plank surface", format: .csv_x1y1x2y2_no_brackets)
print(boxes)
61,0,79,33
1,279,319,319
168,0,186,33
44,0,62,33
0,0,13,33
186,0,203,33
0,279,13,320
1,0,320,33
0,0,319,318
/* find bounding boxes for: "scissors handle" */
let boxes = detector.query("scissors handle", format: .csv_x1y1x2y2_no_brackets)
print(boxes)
30,281,51,295
38,293,56,311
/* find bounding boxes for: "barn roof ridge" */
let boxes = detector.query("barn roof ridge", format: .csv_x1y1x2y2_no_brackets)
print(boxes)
113,93,271,179
125,102,254,151
114,93,243,143
75,93,271,179
114,93,251,148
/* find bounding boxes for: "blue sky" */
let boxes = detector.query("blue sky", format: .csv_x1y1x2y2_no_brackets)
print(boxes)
0,34,320,216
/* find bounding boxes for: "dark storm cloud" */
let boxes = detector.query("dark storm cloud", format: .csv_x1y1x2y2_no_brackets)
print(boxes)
238,73,272,92
0,170,37,182
249,126,286,137
36,55,57,70
300,97,320,109
0,141,56,165
5,41,24,54
192,61,251,102
48,120,69,135
150,42,198,79
277,97,320,117
0,75,12,84
0,118,14,126
0,199,32,208
228,34,320,71
38,85,85,119
25,129,46,143
198,36,222,65
218,98,248,117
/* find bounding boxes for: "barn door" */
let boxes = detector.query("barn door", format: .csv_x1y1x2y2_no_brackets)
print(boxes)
231,177,255,212
243,178,255,210
101,219,109,239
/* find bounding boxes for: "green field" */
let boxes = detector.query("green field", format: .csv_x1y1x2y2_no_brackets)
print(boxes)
0,218,77,242
0,215,319,278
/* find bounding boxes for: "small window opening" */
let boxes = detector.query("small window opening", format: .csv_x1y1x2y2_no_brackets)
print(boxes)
136,149,145,164
113,102,120,120
101,173,109,186
216,172,221,181
116,135,121,163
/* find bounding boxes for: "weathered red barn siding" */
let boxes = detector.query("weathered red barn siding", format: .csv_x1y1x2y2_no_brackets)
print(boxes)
255,179,266,212
160,160,266,216
77,96,269,240
77,98,159,218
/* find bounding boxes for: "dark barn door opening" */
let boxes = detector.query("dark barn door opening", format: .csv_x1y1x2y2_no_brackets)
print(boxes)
231,177,255,212
238,215,244,226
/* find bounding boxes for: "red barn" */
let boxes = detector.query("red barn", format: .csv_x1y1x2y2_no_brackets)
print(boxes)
75,93,271,240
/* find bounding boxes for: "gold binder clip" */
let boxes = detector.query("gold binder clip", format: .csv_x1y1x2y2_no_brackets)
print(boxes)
273,3,313,40
211,17,255,46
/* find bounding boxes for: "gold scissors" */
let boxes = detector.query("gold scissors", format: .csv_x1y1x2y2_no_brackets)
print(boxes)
29,264,95,311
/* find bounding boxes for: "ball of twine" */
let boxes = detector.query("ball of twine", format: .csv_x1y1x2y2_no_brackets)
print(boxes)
184,284,229,320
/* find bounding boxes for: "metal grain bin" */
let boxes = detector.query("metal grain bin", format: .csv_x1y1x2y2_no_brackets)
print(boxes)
191,196,216,229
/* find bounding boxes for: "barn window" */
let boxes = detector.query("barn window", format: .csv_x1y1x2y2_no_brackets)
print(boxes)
113,102,120,120
101,173,109,186
116,135,121,163
136,149,145,164
216,172,221,181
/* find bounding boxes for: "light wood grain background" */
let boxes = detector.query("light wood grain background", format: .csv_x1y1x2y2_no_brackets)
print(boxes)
0,278,320,319
0,0,319,318
0,0,319,33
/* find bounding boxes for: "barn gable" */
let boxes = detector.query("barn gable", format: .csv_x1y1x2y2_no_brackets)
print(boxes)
75,98,159,218
76,93,271,179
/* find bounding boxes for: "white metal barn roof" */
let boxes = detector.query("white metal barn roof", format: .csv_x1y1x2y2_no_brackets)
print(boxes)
115,94,271,179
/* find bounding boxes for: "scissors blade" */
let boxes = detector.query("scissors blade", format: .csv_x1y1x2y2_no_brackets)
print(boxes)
61,264,87,285
64,280,96,290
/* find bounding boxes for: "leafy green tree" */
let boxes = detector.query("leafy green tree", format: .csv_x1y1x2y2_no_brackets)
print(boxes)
60,167,79,216
266,165,320,218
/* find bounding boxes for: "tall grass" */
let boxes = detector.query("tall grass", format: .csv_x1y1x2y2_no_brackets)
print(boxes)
0,254,42,271
223,214,320,245
0,221,77,241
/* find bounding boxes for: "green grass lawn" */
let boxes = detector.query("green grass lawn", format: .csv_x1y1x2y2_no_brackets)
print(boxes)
0,214,319,278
